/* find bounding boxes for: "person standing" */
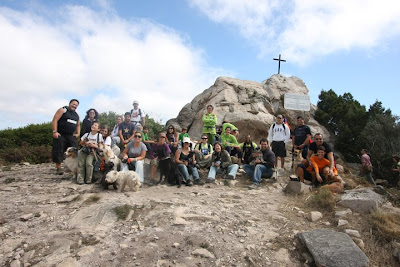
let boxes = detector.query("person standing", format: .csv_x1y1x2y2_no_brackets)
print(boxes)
268,114,291,169
51,99,80,175
292,116,312,160
80,108,99,137
130,100,145,127
202,105,217,145
360,149,375,185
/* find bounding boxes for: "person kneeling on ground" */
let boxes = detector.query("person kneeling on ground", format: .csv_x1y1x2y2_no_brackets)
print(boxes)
243,138,275,189
297,146,341,186
78,122,104,184
207,142,239,183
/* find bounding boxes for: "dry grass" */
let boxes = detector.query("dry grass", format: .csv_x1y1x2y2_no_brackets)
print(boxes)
370,212,400,242
307,188,336,212
84,194,101,204
114,204,134,220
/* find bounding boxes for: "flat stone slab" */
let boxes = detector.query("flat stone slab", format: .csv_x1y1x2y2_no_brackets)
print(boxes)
339,188,384,213
297,229,368,267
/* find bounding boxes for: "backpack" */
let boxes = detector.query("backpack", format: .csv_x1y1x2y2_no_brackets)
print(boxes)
130,109,143,118
272,123,287,136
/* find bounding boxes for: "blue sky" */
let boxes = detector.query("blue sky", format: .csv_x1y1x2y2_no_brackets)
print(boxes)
1,0,399,130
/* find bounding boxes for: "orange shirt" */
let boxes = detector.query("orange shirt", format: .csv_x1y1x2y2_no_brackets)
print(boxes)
307,156,338,175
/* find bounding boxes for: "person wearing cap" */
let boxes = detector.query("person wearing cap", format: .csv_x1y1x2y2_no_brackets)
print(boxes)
175,137,204,186
119,112,136,148
268,114,291,169
130,100,145,127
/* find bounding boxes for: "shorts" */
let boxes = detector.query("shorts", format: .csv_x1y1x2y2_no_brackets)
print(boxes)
150,158,159,167
52,134,77,163
271,141,286,157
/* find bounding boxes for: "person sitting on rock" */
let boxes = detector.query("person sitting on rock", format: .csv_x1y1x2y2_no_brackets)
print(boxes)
240,135,258,164
175,137,204,186
119,112,136,149
178,127,190,145
220,126,242,161
194,134,213,169
298,146,341,186
150,132,171,182
166,124,179,155
243,138,275,189
207,142,239,183
222,121,239,139
111,115,122,146
298,133,335,179
121,131,147,183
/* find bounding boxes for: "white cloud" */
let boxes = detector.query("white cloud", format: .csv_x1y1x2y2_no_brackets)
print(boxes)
189,0,400,63
0,4,225,129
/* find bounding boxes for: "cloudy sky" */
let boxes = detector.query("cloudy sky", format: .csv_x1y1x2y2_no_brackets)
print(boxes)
1,0,399,130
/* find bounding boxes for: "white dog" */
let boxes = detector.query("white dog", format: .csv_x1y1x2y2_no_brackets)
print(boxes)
64,147,79,179
102,145,121,171
105,170,141,192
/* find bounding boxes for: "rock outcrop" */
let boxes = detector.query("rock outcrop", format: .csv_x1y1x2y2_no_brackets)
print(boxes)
166,75,330,141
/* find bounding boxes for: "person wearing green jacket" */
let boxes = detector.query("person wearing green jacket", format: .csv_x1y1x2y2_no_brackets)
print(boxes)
220,127,242,160
202,105,217,145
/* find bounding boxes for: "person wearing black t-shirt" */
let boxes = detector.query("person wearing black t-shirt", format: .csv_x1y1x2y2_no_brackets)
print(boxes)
303,133,335,177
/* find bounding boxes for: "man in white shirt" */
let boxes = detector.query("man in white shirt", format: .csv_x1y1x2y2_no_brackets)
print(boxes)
268,114,291,169
130,100,145,127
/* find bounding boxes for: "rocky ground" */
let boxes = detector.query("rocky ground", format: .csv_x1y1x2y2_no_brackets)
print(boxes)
0,160,399,267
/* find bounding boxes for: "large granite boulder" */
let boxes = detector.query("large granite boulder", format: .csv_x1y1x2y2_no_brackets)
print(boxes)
166,75,330,142
297,229,369,267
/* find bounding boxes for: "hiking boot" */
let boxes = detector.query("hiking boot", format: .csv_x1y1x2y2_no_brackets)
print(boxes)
226,174,235,180
206,178,215,183
56,168,64,175
194,179,204,185
248,184,260,190
186,179,193,186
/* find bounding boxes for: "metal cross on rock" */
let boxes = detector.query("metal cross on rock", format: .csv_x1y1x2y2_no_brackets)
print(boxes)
273,54,286,74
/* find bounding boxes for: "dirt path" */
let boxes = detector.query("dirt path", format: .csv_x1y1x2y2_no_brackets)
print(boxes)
0,162,357,266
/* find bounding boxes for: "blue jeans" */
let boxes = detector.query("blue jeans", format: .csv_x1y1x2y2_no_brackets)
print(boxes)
243,164,273,185
208,164,239,180
177,164,200,181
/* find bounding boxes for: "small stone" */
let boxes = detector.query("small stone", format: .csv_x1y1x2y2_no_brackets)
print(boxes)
307,211,323,222
239,239,245,243
297,211,305,217
345,229,361,238
337,219,348,227
353,238,365,250
172,243,180,248
0,217,6,224
20,214,34,222
335,209,352,218
119,244,129,249
192,248,215,259
10,259,21,267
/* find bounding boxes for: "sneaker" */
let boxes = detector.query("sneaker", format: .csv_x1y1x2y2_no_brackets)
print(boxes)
56,168,64,175
248,184,260,190
186,179,193,186
194,179,205,185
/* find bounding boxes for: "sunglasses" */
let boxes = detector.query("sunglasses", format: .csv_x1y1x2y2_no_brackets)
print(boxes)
315,138,323,141
202,138,208,140
159,136,166,138
134,135,142,138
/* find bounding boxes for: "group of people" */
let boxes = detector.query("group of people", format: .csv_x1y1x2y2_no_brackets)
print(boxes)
52,99,374,189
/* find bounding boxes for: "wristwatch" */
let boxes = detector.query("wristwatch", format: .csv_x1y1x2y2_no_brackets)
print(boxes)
52,130,57,133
